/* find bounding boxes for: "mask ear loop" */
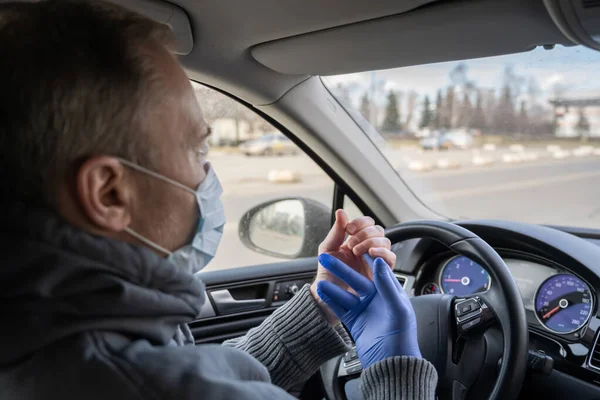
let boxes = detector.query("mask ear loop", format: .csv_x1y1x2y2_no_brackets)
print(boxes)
117,158,196,195
123,227,173,256
116,157,198,256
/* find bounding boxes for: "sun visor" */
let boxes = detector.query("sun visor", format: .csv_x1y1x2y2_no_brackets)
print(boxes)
117,0,193,55
544,0,600,51
251,0,574,75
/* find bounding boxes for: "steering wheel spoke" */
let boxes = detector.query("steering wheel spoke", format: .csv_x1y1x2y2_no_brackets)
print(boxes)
454,292,496,336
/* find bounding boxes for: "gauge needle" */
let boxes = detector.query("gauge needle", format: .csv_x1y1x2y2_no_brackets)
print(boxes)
444,279,461,282
542,306,560,320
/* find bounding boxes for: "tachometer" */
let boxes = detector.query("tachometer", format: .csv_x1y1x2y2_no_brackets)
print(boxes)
440,255,491,296
534,274,593,334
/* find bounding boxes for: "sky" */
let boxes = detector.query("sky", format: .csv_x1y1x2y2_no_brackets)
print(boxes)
324,45,600,108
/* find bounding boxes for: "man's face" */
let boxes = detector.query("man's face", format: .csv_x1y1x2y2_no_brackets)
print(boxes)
126,44,211,253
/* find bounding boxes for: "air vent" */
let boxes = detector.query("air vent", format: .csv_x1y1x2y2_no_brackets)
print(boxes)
394,274,407,289
583,0,600,9
588,332,600,370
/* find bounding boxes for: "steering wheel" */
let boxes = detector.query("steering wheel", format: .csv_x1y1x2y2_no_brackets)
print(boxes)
320,220,528,400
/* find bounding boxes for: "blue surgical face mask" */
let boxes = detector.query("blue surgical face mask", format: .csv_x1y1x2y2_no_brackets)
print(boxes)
118,159,226,274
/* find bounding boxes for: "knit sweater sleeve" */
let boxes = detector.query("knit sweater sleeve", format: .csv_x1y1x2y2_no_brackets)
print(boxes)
222,284,352,390
360,356,438,400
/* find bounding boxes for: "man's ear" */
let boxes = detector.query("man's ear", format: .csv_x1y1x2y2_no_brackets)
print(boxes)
76,156,132,232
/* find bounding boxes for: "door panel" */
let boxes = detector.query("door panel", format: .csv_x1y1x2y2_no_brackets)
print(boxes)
191,257,318,343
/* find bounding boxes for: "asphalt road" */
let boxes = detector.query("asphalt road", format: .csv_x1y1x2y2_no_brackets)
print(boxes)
203,150,600,271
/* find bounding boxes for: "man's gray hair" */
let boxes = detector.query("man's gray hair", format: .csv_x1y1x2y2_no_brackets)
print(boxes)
0,0,176,207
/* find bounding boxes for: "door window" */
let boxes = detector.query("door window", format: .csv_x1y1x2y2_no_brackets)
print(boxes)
192,82,338,271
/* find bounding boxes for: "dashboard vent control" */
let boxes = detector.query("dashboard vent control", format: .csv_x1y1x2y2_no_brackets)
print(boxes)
394,274,407,288
588,332,600,370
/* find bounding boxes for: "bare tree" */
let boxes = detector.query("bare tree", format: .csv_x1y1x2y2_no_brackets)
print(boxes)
456,91,473,128
471,90,487,132
449,62,475,90
194,85,264,144
433,89,443,129
442,87,455,129
381,90,401,132
360,92,371,123
404,91,419,129
419,95,433,129
503,65,527,101
526,76,542,107
517,100,529,134
494,84,517,134
483,88,497,122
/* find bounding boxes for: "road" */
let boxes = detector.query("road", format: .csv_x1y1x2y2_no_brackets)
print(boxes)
203,149,600,271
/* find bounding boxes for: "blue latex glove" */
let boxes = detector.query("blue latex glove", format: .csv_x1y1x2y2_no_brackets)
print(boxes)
316,253,421,369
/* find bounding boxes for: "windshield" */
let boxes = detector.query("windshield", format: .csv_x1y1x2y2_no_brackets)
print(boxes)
325,45,600,228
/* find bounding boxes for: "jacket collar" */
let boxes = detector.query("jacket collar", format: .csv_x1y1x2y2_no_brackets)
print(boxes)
0,203,205,364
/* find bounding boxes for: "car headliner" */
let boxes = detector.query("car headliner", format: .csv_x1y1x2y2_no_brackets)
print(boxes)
132,0,575,106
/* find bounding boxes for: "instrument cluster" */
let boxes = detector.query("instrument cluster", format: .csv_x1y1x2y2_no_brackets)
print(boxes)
418,255,595,336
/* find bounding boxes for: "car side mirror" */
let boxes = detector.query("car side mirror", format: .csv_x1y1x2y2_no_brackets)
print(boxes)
239,197,331,259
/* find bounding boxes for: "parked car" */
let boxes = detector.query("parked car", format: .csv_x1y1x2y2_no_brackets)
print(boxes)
443,130,473,149
419,134,446,150
239,133,299,156
419,130,473,150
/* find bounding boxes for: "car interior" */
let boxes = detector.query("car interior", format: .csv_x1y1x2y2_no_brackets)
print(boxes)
16,0,600,399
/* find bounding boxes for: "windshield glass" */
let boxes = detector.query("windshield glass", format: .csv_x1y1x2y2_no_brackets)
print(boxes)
325,45,600,228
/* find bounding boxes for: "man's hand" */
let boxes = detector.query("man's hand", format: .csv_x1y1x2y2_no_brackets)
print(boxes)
316,254,421,368
310,209,396,323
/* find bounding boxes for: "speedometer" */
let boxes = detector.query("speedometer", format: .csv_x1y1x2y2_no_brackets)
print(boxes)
534,274,593,334
440,255,491,296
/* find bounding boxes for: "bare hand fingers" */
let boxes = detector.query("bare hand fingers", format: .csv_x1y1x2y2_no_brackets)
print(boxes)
319,209,349,253
346,225,385,249
368,247,396,269
352,237,391,257
345,216,375,236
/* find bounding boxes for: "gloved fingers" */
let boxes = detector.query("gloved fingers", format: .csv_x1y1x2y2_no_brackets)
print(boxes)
373,257,404,315
351,237,392,256
317,280,360,309
368,247,397,270
316,288,348,319
363,253,376,271
318,253,373,296
382,261,414,310
345,225,385,250
366,254,403,294
385,259,403,292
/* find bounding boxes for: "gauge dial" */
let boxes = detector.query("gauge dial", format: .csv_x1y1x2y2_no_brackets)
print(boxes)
534,274,593,334
421,282,441,295
440,255,491,296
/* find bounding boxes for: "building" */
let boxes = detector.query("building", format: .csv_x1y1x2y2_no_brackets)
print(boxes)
550,89,600,138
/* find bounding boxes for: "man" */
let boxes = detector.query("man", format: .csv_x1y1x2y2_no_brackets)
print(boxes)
0,1,437,399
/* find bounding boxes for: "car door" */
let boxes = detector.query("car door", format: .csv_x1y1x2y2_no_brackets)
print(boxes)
190,82,375,394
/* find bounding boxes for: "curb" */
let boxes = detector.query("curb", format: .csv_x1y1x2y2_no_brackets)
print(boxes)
267,170,302,183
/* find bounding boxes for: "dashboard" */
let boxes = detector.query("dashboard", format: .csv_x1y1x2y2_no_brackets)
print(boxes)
385,219,600,395
415,254,595,337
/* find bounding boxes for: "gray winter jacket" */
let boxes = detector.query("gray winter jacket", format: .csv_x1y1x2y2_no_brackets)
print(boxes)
0,204,437,399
